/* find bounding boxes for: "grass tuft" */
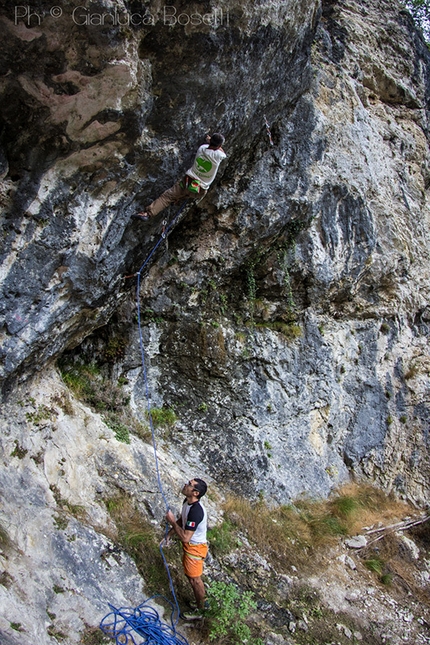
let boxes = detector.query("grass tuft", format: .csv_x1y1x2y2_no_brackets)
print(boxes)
104,494,182,598
59,359,151,443
221,484,411,572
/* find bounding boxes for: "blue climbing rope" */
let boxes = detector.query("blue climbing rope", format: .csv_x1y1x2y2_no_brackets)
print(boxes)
100,202,190,645
100,598,189,645
135,200,189,511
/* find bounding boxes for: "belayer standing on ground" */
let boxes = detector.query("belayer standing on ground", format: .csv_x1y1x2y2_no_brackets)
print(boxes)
132,134,226,221
163,478,208,619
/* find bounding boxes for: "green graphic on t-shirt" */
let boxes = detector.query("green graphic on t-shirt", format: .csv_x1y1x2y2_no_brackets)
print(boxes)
196,157,212,173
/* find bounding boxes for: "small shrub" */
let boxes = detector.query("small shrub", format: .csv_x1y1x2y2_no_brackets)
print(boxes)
53,514,69,531
26,404,56,425
47,626,66,640
148,407,177,428
104,336,127,362
59,361,129,412
10,623,24,632
52,392,74,416
60,358,151,443
10,441,28,459
256,321,302,340
0,571,13,587
205,581,256,643
129,420,151,442
207,520,236,555
103,416,130,444
80,626,112,645
404,362,419,380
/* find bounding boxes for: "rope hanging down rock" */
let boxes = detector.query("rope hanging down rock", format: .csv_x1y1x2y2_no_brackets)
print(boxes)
100,201,190,645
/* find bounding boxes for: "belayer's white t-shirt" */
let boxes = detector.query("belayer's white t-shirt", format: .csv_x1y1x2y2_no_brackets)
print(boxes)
187,144,226,190
181,500,207,545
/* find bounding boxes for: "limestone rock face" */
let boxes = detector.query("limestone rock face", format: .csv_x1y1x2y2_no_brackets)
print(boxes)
1,1,429,503
1,0,430,641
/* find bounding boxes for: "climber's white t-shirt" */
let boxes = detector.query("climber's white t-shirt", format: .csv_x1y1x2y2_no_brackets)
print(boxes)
187,144,226,190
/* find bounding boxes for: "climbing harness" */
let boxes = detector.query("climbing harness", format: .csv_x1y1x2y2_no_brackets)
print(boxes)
100,201,190,645
263,114,274,146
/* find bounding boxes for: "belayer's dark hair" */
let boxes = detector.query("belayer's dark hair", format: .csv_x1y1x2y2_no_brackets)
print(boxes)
193,478,207,499
210,133,225,148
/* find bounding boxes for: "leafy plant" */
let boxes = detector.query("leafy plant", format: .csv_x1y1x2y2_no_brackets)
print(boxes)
10,441,28,459
103,416,130,444
25,404,56,425
256,321,302,340
10,623,24,632
205,581,256,643
59,359,150,443
148,407,177,428
207,520,236,555
79,626,112,645
104,336,127,362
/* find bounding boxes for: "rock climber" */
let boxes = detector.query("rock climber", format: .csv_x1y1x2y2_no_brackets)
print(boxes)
132,134,226,221
163,477,208,619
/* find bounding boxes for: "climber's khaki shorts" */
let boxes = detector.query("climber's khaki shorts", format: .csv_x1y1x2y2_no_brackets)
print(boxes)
182,542,208,578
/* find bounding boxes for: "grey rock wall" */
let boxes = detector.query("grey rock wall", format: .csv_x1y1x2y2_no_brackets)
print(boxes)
0,0,429,521
122,0,430,504
1,0,430,641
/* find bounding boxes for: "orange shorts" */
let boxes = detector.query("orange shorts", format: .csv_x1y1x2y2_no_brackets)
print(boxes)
182,542,208,578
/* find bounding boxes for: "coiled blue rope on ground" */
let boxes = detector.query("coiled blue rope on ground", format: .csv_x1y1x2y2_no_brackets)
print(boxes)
100,202,190,645
100,598,189,645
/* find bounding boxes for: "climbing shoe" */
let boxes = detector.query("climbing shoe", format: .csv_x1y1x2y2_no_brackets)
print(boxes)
180,609,205,621
187,599,209,610
131,212,149,221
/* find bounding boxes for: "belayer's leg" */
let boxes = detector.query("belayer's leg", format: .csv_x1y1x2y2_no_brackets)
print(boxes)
187,575,206,609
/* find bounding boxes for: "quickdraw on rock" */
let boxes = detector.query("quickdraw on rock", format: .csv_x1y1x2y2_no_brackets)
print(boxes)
264,114,274,146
